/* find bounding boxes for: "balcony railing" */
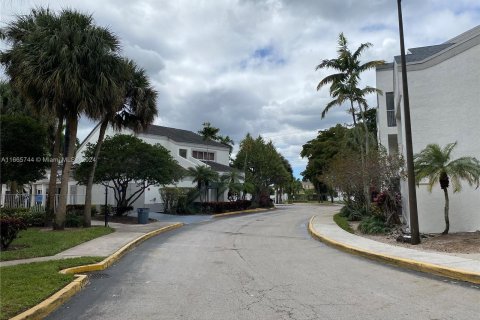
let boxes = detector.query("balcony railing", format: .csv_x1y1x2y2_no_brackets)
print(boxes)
387,110,396,127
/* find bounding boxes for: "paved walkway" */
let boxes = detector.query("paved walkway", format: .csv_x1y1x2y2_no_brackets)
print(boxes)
311,212,480,274
0,220,180,267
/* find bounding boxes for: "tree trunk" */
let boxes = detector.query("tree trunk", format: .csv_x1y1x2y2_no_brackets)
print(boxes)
350,100,357,126
358,103,371,211
442,188,450,235
54,115,78,230
83,119,109,227
46,114,64,226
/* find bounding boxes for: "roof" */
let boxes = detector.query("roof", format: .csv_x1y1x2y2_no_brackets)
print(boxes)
142,125,228,149
378,25,480,67
201,161,237,173
393,43,455,63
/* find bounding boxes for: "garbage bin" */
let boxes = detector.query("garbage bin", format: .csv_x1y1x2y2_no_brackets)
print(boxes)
137,208,150,224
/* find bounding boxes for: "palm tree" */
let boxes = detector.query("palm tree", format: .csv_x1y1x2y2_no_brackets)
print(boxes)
414,142,480,234
1,9,123,229
187,166,219,203
316,33,383,210
82,59,158,227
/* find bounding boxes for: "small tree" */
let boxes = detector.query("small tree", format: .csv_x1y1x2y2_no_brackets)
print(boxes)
414,142,480,234
186,166,219,203
76,135,182,215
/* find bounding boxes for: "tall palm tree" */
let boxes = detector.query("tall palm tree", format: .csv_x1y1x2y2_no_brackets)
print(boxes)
187,166,219,203
414,142,480,234
316,33,383,209
1,9,123,229
82,59,158,227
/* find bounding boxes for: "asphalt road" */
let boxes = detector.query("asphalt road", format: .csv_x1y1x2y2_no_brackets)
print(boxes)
48,205,480,320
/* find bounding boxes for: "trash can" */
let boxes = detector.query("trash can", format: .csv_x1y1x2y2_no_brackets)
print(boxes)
137,208,150,224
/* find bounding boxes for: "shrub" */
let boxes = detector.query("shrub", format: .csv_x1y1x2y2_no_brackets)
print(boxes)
65,210,84,228
0,215,27,250
66,205,85,213
339,206,364,221
204,200,252,214
333,213,354,234
0,207,45,227
359,215,390,234
114,206,133,216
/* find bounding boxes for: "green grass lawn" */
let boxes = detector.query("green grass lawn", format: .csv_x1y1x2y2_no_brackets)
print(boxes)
0,227,113,261
0,257,104,320
333,213,354,234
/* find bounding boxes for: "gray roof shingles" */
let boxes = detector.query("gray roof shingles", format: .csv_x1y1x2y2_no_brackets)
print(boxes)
142,125,228,149
393,43,455,63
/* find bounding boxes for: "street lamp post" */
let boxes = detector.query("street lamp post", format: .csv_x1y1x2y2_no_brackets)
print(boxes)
104,184,109,228
396,0,420,244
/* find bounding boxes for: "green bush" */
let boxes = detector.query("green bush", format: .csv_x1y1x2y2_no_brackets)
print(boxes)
65,210,84,228
339,206,364,221
0,215,27,249
359,216,390,234
0,208,46,227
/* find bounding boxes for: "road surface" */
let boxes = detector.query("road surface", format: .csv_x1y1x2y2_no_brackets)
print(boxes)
48,205,480,320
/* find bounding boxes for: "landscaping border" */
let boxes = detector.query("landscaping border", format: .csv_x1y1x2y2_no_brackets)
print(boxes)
308,216,480,284
212,207,274,218
10,223,184,320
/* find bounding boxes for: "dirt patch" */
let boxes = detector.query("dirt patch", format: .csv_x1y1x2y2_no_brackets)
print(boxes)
349,221,480,254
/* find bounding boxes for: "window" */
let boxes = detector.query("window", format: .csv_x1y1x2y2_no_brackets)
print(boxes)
192,150,214,161
179,149,187,158
386,92,396,127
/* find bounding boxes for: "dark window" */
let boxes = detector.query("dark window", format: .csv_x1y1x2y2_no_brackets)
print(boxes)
179,149,187,158
386,92,396,127
192,150,214,161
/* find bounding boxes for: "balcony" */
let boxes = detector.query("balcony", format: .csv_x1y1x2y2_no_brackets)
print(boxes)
387,110,396,127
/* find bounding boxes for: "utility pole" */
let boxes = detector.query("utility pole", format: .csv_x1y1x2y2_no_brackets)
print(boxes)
396,0,420,244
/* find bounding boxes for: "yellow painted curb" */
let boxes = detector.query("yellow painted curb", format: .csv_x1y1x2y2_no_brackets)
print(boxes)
212,207,274,218
10,222,184,320
308,216,480,284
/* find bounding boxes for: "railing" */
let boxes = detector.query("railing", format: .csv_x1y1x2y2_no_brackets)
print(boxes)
1,193,86,208
387,110,397,127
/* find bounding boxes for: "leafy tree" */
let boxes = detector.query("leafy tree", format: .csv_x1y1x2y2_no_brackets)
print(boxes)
82,59,158,227
233,134,289,207
186,166,219,203
198,122,234,154
75,135,182,214
414,142,480,234
1,9,123,229
0,114,50,194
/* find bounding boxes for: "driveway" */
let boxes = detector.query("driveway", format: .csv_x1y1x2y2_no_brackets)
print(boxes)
48,204,480,320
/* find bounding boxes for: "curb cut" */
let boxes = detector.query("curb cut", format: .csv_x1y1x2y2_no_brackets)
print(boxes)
10,222,184,320
308,216,480,285
212,207,274,218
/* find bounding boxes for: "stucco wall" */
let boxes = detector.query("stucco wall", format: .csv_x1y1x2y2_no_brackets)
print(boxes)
394,43,480,232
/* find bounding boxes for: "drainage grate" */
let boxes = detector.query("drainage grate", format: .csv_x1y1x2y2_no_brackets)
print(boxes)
89,273,111,279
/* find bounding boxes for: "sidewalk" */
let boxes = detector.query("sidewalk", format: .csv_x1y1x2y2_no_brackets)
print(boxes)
309,212,480,284
0,220,181,267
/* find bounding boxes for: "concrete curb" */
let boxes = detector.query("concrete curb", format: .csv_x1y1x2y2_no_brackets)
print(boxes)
308,216,480,284
212,207,274,218
10,223,184,320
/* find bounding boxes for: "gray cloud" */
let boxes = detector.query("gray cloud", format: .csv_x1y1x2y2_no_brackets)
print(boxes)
1,0,479,178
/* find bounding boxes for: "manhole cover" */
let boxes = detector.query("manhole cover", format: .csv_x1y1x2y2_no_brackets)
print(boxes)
89,273,111,279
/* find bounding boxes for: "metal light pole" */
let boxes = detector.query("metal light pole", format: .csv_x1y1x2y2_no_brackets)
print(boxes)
104,185,109,228
396,0,420,244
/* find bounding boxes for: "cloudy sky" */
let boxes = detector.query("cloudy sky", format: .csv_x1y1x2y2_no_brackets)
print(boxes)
1,1,479,178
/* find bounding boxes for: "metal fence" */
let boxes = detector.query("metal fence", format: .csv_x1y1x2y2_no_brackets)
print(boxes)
1,193,86,208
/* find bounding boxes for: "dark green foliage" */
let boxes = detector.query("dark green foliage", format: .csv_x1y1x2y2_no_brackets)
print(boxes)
359,215,390,234
0,208,46,227
65,211,84,228
333,213,354,234
202,200,252,214
0,216,27,249
0,114,49,185
339,206,364,221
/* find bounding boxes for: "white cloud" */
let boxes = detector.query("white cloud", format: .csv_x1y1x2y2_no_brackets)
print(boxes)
1,0,479,178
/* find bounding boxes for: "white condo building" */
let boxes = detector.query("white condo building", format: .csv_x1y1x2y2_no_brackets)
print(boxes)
376,25,480,233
